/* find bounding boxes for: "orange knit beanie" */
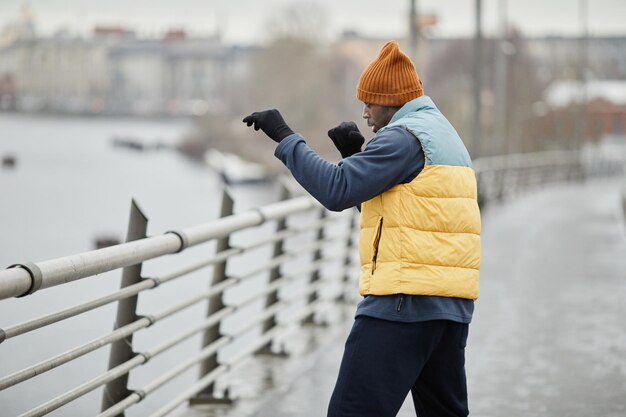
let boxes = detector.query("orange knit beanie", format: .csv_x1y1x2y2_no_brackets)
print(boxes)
356,40,423,106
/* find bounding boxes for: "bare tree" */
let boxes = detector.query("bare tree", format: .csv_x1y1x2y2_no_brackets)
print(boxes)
182,2,354,168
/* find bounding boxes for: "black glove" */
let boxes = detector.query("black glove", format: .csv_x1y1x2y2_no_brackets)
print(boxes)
243,109,295,143
327,122,365,158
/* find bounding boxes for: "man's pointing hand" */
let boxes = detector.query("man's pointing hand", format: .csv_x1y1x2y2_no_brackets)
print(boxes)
243,109,295,143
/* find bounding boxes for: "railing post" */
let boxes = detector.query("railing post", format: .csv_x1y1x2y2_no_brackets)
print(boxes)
622,184,626,230
575,150,586,182
495,166,506,201
101,199,148,416
476,169,490,209
191,189,234,405
302,206,326,324
338,212,357,304
257,184,289,355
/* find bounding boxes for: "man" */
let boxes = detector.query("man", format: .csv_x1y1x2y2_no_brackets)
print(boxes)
243,40,480,417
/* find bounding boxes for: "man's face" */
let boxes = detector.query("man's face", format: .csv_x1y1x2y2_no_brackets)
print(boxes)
362,103,398,133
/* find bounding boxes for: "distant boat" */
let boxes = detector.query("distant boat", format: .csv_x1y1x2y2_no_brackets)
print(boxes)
94,235,121,249
111,137,172,152
2,154,16,169
112,137,146,151
204,149,272,184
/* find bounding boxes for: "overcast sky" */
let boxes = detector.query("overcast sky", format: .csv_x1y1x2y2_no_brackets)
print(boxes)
1,0,625,44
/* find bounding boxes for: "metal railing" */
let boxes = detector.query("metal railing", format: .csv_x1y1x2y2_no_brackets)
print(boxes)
474,149,584,205
0,186,357,417
474,147,626,206
1,146,625,417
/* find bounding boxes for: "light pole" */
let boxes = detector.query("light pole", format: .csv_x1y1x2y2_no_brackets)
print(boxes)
409,0,419,67
575,0,588,150
495,0,508,155
472,0,483,157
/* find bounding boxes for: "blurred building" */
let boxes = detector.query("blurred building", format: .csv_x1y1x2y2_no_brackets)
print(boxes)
5,36,112,113
0,4,34,110
108,32,232,116
0,4,35,46
1,4,626,126
0,7,241,116
545,79,626,142
527,36,626,81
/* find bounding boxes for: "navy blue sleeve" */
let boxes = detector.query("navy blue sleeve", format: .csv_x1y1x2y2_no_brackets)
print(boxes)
274,127,424,212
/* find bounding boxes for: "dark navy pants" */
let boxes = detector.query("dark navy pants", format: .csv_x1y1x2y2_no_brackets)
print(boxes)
327,316,470,417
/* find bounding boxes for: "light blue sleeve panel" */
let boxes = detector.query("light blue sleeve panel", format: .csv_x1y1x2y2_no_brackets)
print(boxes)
401,111,473,167
383,95,473,168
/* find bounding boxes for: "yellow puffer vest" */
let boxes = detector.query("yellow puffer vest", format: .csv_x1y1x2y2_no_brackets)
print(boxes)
359,96,481,300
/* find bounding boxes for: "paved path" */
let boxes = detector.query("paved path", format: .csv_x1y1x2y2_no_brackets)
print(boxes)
466,179,626,417
182,179,626,417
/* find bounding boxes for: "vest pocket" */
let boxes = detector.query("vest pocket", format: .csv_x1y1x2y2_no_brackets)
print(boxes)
371,217,384,274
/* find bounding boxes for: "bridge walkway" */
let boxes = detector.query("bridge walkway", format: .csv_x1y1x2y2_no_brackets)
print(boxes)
180,178,626,417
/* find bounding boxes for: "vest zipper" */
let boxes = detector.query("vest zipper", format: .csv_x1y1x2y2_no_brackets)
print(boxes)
371,217,384,274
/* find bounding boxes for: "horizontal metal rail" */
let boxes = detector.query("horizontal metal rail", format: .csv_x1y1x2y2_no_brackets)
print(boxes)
0,316,152,391
473,149,581,171
0,196,317,300
98,338,231,417
151,216,338,286
148,365,230,417
99,292,332,417
148,322,292,417
1,275,242,390
0,246,241,341
156,247,243,285
234,259,331,309
236,216,341,252
472,150,591,205
2,279,156,340
1,221,337,341
97,289,330,417
230,239,332,282
18,310,233,417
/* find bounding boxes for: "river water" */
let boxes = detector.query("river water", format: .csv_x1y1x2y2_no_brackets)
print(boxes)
0,113,221,266
0,113,285,416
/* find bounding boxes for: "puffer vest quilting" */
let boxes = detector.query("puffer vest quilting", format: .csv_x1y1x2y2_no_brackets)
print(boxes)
359,96,481,300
